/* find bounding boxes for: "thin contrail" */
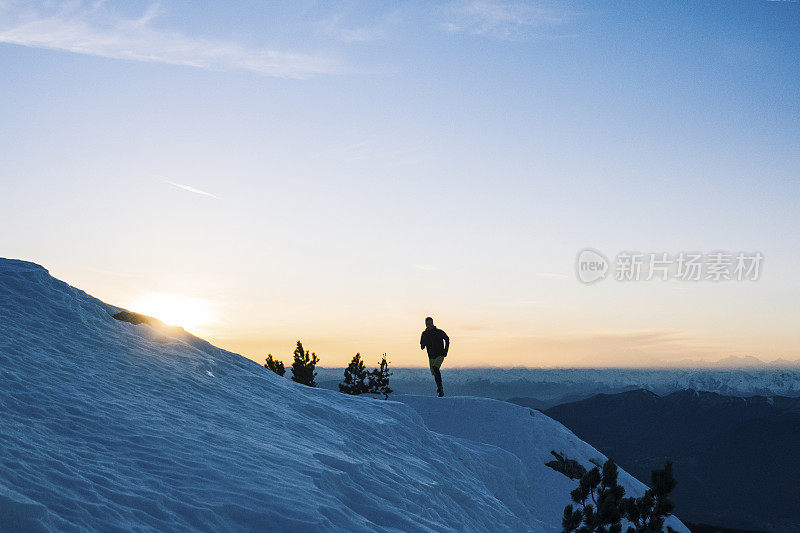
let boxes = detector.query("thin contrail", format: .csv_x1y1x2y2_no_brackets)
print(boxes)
164,180,221,199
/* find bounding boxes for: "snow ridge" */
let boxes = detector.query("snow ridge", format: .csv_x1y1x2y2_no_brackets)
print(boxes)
0,259,687,532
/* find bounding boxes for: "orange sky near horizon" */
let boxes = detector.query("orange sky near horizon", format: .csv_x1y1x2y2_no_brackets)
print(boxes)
40,261,799,368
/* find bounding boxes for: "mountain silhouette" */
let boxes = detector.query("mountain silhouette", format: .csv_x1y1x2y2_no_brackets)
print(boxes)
542,389,800,531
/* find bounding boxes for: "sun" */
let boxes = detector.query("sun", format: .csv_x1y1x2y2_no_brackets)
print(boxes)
131,292,214,333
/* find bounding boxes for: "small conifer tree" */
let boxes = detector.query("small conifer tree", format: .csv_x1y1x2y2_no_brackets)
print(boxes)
621,462,677,532
563,459,625,532
367,354,393,399
545,451,587,480
562,459,678,533
290,340,319,387
339,353,369,395
264,354,285,376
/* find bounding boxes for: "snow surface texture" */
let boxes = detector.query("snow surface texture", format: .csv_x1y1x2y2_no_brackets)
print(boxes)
394,396,687,532
0,259,688,532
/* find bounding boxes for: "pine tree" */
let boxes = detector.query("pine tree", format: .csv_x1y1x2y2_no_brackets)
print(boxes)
339,353,369,395
563,459,625,533
264,354,285,376
562,459,678,533
290,340,319,387
621,462,677,533
367,354,393,399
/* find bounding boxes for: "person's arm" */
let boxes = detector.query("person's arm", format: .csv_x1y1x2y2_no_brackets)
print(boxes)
442,330,450,356
420,331,426,350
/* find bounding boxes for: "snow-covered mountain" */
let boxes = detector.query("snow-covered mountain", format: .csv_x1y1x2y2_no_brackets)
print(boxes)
317,366,800,405
0,259,687,532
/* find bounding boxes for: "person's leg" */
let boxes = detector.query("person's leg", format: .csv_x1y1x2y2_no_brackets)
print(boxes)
429,356,444,394
432,366,443,392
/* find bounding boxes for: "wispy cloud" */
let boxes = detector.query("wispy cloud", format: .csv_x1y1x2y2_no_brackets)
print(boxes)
324,17,388,44
0,1,338,78
320,5,408,44
164,180,221,200
442,0,573,39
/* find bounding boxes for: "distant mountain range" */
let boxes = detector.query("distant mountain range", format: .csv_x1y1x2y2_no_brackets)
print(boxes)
538,389,800,532
316,366,800,407
672,355,800,368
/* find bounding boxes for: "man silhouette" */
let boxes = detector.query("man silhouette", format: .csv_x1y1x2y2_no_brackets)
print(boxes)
420,317,449,397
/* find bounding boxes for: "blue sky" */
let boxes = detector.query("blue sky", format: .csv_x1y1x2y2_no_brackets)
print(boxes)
1,1,798,366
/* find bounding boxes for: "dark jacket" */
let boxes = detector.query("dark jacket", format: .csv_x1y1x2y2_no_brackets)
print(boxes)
420,327,449,359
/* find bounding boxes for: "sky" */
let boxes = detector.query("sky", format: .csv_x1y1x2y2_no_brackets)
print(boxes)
1,0,799,368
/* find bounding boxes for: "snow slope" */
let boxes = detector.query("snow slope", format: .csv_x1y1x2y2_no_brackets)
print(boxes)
395,396,687,532
0,259,687,532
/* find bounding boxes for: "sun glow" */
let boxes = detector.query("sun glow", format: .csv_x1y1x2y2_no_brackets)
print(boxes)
131,292,215,333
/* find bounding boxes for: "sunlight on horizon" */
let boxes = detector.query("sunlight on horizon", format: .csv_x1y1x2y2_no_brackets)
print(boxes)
129,292,215,333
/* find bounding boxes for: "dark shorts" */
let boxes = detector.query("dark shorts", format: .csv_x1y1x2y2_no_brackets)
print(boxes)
428,355,445,375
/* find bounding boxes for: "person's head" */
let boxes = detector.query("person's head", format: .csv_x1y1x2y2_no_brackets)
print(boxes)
425,317,434,328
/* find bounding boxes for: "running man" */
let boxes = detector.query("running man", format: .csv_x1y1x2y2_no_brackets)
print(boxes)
420,317,449,397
